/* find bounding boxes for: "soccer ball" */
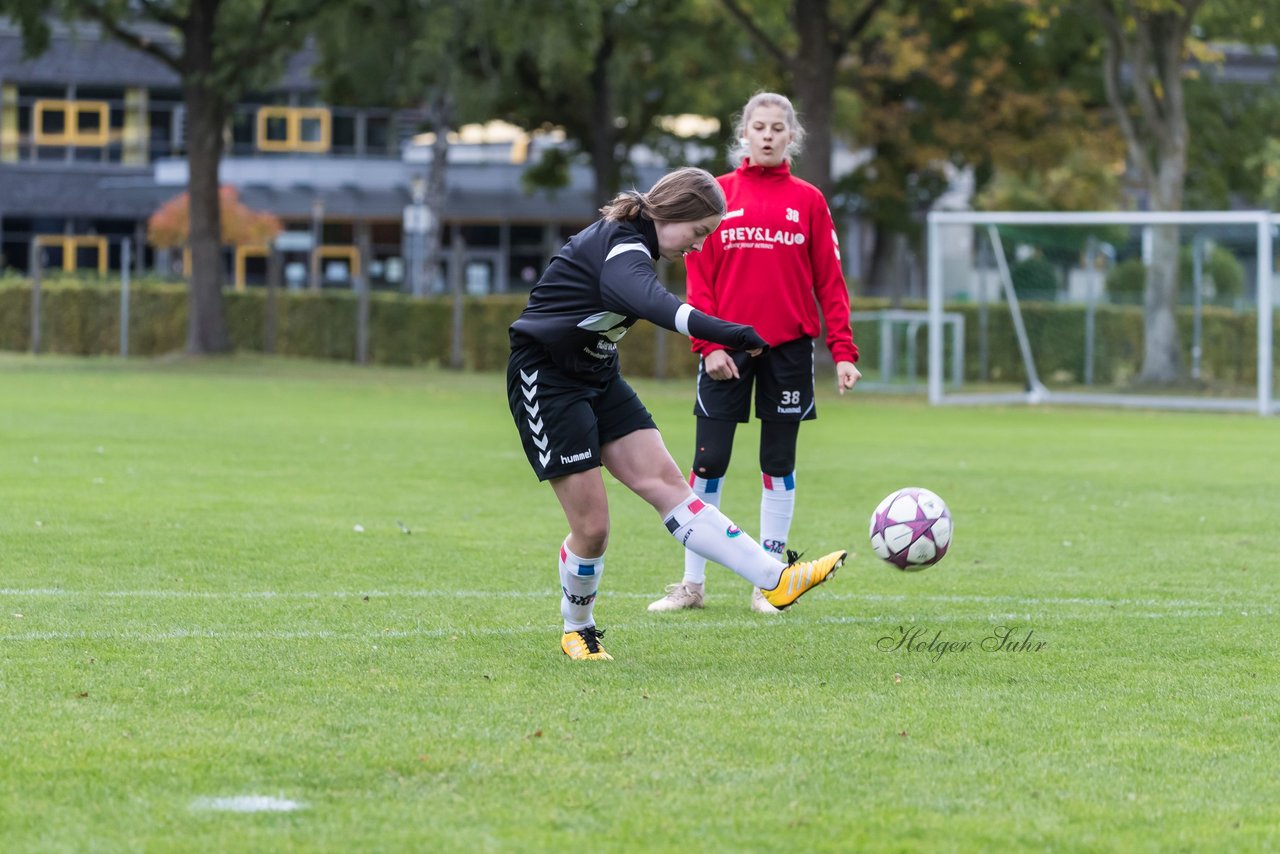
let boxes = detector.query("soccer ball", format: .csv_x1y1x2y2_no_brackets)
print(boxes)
869,487,952,570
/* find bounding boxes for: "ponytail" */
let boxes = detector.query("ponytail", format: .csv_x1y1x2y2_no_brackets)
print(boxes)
599,190,647,221
599,167,725,223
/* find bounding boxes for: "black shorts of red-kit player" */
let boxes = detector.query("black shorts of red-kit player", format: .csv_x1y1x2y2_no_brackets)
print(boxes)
692,337,817,423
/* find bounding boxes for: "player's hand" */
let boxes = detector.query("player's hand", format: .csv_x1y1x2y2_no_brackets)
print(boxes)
836,361,861,395
704,348,740,380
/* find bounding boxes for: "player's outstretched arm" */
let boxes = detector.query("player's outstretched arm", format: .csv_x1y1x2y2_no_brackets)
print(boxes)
680,305,768,355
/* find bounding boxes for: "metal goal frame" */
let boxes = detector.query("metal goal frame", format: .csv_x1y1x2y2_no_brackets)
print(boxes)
925,210,1276,416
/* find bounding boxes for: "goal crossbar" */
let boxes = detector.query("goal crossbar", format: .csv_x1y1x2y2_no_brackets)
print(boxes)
925,210,1276,416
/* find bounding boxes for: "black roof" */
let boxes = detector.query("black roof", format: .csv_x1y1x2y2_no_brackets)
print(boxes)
0,161,604,223
0,19,178,87
0,163,172,217
0,17,318,92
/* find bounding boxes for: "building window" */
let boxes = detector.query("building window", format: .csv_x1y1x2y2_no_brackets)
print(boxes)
365,115,390,154
298,111,326,148
34,235,109,274
256,106,331,153
331,113,356,154
315,245,360,286
234,245,270,290
33,100,111,146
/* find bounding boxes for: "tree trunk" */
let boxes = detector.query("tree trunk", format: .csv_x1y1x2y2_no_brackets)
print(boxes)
588,14,620,206
1138,147,1188,383
1096,0,1199,385
864,225,909,306
791,0,836,196
1136,118,1190,382
1141,222,1182,382
182,5,231,355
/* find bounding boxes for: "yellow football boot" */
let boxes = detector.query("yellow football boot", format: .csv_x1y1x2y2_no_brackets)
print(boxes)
761,550,847,610
561,626,612,660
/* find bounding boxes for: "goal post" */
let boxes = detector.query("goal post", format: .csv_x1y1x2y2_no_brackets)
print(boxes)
925,210,1276,416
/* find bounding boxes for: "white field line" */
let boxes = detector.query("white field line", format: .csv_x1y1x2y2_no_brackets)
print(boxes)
0,609,1269,643
0,587,1269,612
190,795,306,813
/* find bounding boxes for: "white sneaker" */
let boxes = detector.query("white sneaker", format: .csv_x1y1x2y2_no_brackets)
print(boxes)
751,586,782,614
647,581,705,612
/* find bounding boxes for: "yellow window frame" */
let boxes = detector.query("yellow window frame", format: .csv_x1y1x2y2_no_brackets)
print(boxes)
315,245,360,281
34,235,109,274
234,245,270,291
2,84,18,162
256,106,331,153
33,99,111,147
294,108,330,152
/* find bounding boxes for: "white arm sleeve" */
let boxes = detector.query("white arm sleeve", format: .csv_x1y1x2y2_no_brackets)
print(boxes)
674,303,693,336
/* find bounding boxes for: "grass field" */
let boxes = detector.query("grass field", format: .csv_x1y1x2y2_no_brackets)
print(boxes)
2,353,1277,852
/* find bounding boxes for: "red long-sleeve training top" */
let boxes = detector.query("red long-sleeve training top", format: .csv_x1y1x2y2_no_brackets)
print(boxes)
686,159,858,364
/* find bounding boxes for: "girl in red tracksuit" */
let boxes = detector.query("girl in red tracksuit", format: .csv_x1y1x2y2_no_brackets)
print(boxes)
648,92,861,615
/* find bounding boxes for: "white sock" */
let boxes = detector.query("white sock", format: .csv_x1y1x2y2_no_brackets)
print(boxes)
559,541,602,632
682,473,722,584
663,494,783,590
760,471,796,559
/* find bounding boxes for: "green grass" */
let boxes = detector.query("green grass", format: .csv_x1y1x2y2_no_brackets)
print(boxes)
1,353,1277,853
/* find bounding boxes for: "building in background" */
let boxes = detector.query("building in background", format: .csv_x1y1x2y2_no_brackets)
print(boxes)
0,18,653,295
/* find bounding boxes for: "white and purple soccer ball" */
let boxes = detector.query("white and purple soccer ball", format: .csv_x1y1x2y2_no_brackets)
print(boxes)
869,487,952,571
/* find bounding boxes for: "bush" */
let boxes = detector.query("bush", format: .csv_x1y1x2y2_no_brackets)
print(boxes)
1179,244,1245,303
2,280,1271,386
1105,247,1246,307
1009,256,1058,302
1106,258,1146,305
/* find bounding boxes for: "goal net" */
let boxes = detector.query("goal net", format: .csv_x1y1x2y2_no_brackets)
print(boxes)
924,210,1277,415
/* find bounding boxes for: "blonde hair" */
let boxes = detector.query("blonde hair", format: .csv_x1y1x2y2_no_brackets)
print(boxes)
600,166,726,222
728,92,806,166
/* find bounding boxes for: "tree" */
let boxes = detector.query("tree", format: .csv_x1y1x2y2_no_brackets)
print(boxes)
488,0,761,206
315,0,502,368
148,186,283,249
1088,0,1280,382
1091,0,1204,382
322,0,442,303
717,0,889,197
1250,138,1280,210
1183,53,1280,210
707,2,1125,299
836,2,1124,297
2,1,330,354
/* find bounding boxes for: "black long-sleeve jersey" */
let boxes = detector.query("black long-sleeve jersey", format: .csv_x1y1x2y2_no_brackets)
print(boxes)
509,215,767,382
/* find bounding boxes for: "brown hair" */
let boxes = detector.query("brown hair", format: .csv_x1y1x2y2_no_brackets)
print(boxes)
728,91,806,165
599,166,726,223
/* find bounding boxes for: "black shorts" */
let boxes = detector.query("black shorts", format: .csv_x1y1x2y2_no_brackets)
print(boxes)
693,337,816,423
507,344,658,482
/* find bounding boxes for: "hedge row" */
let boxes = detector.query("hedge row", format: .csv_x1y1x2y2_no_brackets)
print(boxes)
0,281,1273,385
0,282,526,372
0,281,709,376
910,301,1269,386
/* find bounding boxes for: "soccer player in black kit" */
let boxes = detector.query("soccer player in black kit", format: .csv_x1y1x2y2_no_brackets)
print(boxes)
507,167,847,660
